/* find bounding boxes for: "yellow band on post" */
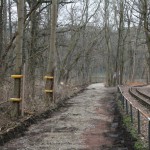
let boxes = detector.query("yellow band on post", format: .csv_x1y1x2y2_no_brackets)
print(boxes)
44,90,53,93
11,75,23,79
44,76,54,80
10,98,22,102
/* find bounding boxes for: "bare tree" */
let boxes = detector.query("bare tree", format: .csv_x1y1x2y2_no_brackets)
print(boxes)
11,0,25,118
140,0,150,82
45,0,58,108
0,0,3,64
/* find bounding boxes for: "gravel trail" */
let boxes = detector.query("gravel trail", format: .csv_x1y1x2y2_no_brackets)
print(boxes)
0,83,124,150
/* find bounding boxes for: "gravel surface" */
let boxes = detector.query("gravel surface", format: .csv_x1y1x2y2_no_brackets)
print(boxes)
0,83,129,150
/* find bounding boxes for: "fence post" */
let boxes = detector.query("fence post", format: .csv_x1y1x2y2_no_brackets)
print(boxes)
125,99,128,114
122,96,125,109
117,85,119,92
137,110,141,134
130,104,133,123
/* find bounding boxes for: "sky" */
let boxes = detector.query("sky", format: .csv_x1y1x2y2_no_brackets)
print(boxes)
10,0,103,27
10,0,140,29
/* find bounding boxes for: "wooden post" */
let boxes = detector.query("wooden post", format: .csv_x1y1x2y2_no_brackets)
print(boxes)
137,110,141,134
130,104,133,123
125,99,128,114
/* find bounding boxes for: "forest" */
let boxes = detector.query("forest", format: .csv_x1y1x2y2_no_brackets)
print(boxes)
0,0,150,118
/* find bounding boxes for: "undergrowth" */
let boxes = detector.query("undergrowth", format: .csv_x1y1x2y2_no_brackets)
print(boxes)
117,93,148,150
123,115,147,150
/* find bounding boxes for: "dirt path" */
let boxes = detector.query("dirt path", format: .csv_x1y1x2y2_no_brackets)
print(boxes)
0,83,127,150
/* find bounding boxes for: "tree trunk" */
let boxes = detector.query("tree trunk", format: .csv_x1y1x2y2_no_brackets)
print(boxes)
45,0,57,108
0,0,3,85
27,0,38,108
104,0,113,86
12,0,24,118
115,0,124,85
142,0,150,83
3,0,7,48
0,0,3,61
8,0,12,40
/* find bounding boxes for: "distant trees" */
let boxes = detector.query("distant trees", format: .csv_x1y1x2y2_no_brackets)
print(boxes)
122,0,150,83
0,0,149,117
103,0,149,85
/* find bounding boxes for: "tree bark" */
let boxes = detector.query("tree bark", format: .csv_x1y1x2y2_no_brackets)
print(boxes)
115,0,124,85
27,0,38,108
3,0,7,48
45,0,57,108
0,0,3,85
142,0,150,83
12,0,24,118
8,0,12,40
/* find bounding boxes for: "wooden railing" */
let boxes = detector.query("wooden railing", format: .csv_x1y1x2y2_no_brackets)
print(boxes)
118,86,150,150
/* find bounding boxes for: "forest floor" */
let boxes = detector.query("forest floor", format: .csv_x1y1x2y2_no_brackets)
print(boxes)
0,83,133,150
